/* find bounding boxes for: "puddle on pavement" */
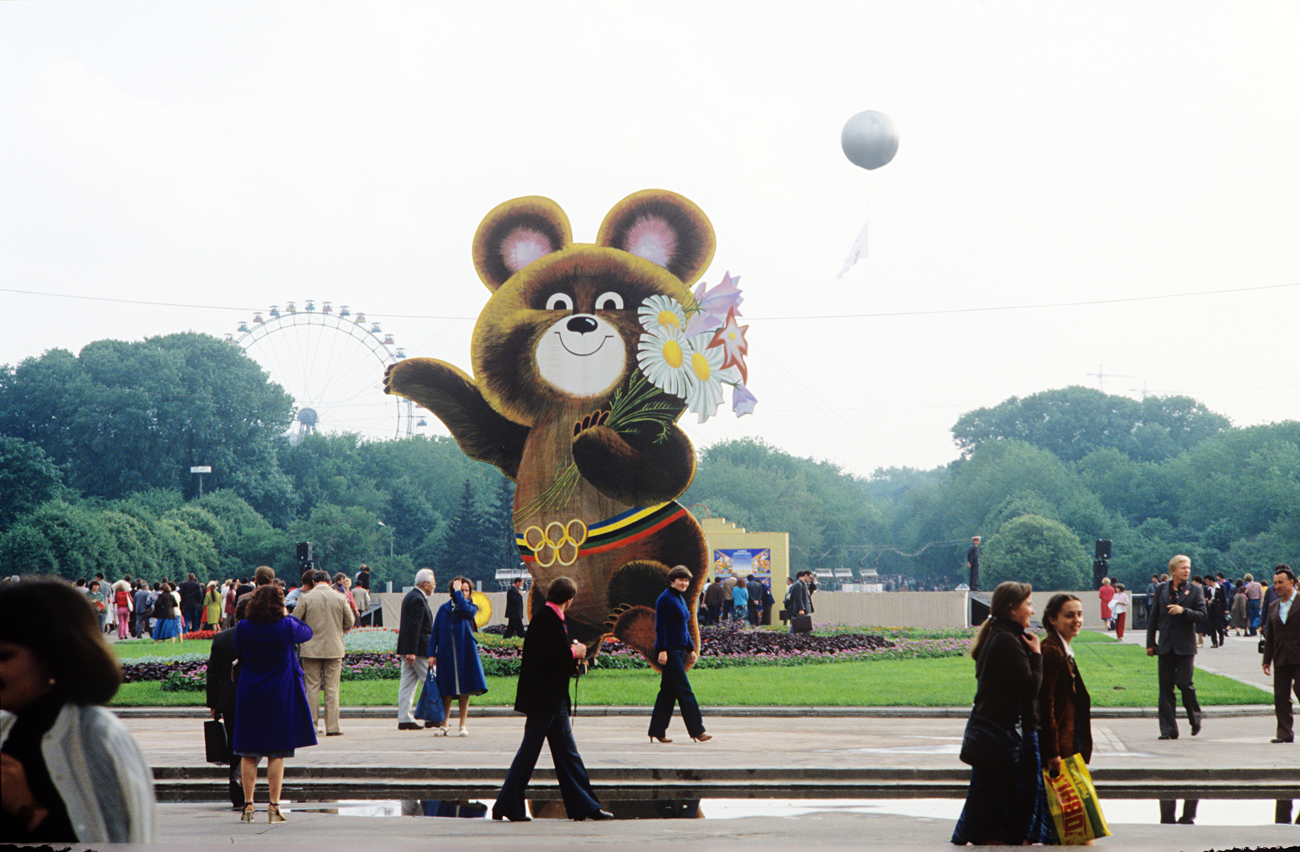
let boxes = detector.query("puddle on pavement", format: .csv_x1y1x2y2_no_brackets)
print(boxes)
277,797,1300,826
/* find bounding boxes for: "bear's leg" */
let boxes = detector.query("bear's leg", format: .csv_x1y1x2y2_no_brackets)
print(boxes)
605,560,674,668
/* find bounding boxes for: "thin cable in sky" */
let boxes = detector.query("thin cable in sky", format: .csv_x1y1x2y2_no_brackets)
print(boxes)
2,280,1295,320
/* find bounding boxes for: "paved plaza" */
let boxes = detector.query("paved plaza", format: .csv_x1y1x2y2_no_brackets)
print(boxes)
107,630,1298,850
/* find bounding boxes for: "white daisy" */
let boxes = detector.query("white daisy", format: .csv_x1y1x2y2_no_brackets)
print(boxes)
636,324,693,399
681,333,742,423
637,295,687,335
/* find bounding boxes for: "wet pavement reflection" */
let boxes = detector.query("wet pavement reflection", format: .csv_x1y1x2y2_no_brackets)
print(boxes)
284,796,1300,826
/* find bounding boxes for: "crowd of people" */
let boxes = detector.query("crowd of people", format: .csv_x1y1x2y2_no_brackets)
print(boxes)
2,555,1296,842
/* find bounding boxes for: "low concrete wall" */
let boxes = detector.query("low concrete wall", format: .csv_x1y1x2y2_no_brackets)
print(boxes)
807,589,1101,629
374,590,510,630
810,591,969,629
379,590,1108,632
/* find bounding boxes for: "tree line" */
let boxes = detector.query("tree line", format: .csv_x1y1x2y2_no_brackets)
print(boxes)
2,334,1297,594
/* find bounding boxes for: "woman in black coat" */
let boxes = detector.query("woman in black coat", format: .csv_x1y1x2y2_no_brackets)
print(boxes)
952,581,1053,846
648,565,709,743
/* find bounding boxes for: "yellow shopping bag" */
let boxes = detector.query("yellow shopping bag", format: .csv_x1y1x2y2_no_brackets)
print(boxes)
1043,754,1112,845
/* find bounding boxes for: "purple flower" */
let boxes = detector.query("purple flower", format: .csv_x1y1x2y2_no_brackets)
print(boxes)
731,383,757,416
685,272,744,335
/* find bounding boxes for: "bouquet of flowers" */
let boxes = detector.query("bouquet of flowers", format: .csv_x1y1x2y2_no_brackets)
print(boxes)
610,271,755,438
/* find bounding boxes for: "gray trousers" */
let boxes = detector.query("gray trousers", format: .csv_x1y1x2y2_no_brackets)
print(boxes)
398,657,429,724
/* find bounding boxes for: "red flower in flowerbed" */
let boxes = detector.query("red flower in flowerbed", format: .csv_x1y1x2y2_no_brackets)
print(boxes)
183,630,218,641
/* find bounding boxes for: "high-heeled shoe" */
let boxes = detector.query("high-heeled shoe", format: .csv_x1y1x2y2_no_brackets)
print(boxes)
268,802,286,823
649,735,672,743
692,733,713,743
240,802,255,823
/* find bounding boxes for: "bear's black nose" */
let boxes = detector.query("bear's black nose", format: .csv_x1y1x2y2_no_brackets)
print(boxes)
566,316,599,335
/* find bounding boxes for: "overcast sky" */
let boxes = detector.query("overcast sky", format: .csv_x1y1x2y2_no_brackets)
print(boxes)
3,1,1298,478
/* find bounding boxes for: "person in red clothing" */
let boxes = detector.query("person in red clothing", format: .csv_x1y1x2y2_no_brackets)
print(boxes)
1098,577,1115,630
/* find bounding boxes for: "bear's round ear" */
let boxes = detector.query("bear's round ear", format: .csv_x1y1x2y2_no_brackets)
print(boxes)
596,190,716,285
473,196,573,292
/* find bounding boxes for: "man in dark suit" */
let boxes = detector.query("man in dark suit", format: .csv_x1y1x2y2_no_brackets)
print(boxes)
1262,565,1299,744
1146,554,1207,739
492,576,612,823
178,573,204,634
206,596,249,807
503,577,526,639
396,568,436,731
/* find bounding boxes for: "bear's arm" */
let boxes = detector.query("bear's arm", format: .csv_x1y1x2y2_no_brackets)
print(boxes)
571,421,695,505
384,358,529,479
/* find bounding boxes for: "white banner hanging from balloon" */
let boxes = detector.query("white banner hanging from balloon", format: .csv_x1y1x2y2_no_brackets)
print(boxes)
837,222,869,279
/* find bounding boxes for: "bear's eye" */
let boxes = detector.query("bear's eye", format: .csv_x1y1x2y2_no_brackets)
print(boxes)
545,293,574,311
594,291,625,311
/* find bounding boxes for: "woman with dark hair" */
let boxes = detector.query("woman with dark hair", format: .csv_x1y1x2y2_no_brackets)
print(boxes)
648,565,710,744
0,578,157,842
1038,594,1093,779
151,582,181,643
429,577,487,737
232,584,316,824
332,572,360,622
952,581,1053,846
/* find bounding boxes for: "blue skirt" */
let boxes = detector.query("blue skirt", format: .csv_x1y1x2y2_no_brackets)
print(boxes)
951,728,1054,845
153,615,180,640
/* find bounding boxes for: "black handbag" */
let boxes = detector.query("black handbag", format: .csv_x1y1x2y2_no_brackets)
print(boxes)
959,632,1022,768
959,712,1021,768
791,614,813,633
204,719,231,765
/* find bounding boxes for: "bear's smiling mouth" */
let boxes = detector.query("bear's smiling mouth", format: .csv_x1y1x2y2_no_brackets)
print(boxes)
556,333,614,357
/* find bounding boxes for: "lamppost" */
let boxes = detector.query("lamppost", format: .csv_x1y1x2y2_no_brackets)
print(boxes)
377,520,394,561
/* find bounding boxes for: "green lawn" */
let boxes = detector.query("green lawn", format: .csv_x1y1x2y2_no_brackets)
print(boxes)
110,638,1269,708
112,638,212,658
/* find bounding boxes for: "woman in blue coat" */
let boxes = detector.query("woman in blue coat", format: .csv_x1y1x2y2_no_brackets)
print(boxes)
428,577,487,737
648,566,710,743
233,585,316,824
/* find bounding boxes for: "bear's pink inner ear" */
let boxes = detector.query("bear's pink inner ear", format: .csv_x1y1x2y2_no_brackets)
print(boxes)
500,227,556,274
622,214,679,268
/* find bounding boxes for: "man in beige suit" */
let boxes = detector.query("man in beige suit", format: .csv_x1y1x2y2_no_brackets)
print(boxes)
294,569,355,736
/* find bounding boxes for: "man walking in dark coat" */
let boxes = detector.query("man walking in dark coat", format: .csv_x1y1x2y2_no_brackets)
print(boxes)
503,576,526,639
1146,554,1207,739
1262,565,1299,744
492,577,612,822
179,572,204,634
206,596,250,806
396,568,436,730
702,578,724,626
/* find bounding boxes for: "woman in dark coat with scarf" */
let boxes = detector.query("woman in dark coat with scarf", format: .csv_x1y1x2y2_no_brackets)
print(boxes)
233,585,316,824
952,581,1053,846
429,577,487,737
647,566,710,743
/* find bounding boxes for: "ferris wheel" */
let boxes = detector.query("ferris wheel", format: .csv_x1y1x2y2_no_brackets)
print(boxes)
226,300,423,442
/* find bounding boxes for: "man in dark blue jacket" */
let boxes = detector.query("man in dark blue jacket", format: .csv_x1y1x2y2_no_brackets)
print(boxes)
492,577,611,822
1146,554,1207,739
503,577,526,639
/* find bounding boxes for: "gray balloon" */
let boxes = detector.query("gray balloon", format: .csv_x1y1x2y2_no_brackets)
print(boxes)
841,110,900,170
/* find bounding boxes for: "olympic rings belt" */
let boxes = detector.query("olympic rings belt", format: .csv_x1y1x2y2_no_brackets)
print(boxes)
517,503,686,568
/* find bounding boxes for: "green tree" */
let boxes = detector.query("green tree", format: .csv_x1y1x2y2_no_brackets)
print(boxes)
952,387,1229,463
0,436,63,529
289,504,383,576
437,480,489,588
0,334,295,505
982,514,1091,590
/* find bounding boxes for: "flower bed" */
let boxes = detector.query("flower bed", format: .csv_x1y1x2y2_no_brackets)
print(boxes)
127,624,973,689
